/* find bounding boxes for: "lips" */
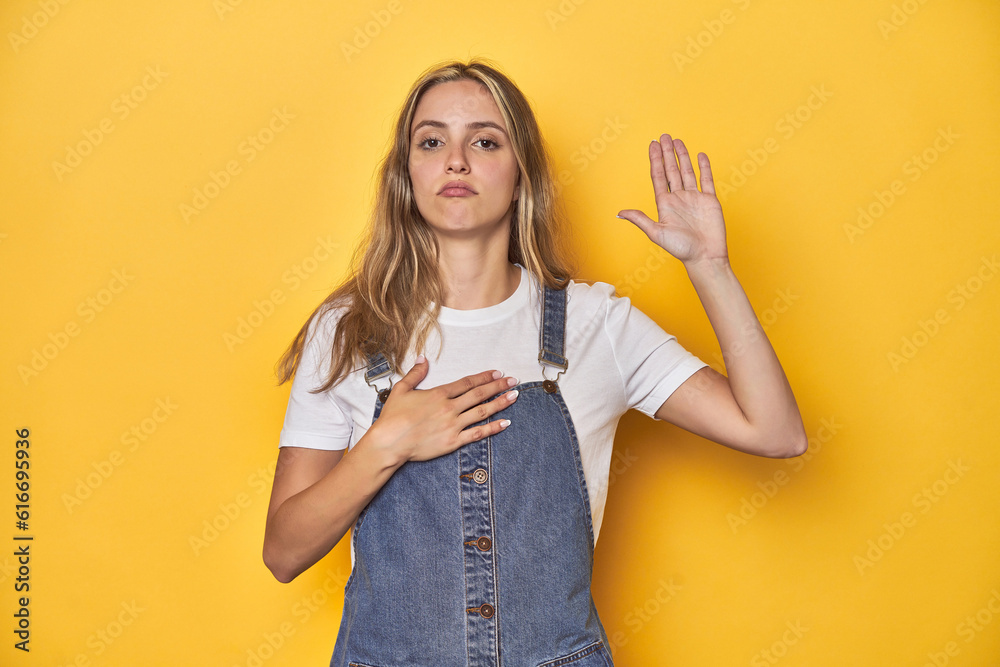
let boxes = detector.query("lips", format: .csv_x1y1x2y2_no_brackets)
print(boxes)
438,180,476,195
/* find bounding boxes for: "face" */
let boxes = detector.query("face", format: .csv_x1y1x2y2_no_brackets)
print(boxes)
408,79,520,243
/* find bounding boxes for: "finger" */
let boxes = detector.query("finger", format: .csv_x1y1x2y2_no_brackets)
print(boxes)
657,133,683,194
451,374,519,416
440,368,506,400
672,138,699,191
455,415,512,447
616,209,659,240
454,384,520,431
392,354,429,393
697,152,716,195
648,138,671,199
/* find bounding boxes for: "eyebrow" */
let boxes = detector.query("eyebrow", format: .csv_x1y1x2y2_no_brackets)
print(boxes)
411,119,508,137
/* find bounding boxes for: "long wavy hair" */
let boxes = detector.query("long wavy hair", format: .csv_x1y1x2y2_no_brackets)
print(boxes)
276,58,575,392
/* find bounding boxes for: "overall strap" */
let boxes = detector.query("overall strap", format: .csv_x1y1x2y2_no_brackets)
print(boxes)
538,283,568,375
363,348,393,385
362,340,394,409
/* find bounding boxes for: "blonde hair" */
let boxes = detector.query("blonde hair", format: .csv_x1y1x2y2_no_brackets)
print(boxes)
276,57,575,392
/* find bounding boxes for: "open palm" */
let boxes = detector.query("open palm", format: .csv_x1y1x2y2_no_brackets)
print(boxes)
617,134,729,265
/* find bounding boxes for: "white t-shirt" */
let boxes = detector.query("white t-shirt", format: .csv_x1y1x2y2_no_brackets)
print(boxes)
278,264,708,548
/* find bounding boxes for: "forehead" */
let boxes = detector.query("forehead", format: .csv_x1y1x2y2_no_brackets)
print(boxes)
411,79,503,131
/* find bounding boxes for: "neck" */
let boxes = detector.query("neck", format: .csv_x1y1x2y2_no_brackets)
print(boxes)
436,237,520,310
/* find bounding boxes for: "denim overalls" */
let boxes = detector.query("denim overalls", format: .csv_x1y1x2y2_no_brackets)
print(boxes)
332,284,614,666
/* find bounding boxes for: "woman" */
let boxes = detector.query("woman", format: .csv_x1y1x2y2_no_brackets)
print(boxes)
263,58,806,666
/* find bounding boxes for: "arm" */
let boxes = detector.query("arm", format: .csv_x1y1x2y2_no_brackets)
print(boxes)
263,442,393,584
263,357,520,583
617,135,807,458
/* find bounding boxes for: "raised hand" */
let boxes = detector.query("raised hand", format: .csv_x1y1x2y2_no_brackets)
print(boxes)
367,355,519,464
616,134,729,266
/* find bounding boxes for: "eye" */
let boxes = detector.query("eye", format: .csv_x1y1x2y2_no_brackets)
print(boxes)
414,135,502,151
416,136,443,150
474,136,500,151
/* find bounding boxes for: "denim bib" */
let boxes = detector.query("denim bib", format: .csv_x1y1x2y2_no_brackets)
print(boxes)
331,284,614,666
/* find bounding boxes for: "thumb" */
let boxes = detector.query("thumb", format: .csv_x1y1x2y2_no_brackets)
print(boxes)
394,353,428,392
616,209,659,240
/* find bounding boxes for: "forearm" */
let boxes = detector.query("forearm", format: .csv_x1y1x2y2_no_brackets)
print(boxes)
685,257,806,453
263,431,402,583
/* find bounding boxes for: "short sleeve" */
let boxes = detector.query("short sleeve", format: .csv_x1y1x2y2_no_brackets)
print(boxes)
603,293,709,420
277,307,352,450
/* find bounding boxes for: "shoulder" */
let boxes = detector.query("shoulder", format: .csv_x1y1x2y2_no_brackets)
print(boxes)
295,297,355,376
565,276,671,341
306,296,353,340
294,297,356,386
565,277,624,317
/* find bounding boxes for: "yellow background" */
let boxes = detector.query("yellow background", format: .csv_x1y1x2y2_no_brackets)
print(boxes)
2,0,998,664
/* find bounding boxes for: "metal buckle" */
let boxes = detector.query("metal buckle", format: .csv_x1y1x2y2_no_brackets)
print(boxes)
541,365,564,393
366,375,393,404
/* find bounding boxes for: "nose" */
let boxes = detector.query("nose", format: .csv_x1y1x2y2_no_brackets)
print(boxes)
445,142,470,173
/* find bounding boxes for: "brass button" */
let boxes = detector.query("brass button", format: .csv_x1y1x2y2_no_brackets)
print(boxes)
542,380,557,394
476,536,492,551
479,603,495,618
378,388,391,403
472,468,488,484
